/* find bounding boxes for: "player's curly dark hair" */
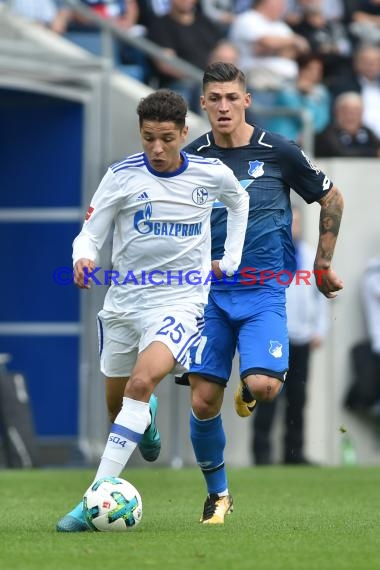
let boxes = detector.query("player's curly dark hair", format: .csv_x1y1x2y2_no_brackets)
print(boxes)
203,62,246,90
137,89,187,129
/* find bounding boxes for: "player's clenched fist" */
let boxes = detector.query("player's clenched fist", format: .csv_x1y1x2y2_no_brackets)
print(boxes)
315,266,344,298
74,258,95,289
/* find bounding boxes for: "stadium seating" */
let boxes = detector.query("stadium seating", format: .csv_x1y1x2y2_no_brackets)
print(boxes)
64,30,146,82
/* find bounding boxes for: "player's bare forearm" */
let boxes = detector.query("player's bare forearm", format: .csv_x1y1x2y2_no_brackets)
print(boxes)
315,185,343,268
314,185,344,298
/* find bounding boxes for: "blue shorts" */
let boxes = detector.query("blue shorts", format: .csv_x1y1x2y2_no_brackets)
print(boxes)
186,288,289,386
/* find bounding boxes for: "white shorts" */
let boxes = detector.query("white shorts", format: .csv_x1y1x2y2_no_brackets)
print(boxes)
97,305,205,378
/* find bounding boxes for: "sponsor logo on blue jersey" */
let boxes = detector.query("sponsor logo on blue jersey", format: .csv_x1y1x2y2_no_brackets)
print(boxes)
133,202,202,237
248,160,264,178
269,341,283,358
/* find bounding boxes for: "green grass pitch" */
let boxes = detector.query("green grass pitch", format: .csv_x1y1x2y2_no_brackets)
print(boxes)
0,467,379,570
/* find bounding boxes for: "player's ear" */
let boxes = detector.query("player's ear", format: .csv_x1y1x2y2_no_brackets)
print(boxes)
244,92,252,109
200,95,206,110
181,125,189,141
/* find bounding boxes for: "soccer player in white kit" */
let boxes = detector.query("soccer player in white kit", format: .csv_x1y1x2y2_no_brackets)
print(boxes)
56,89,249,531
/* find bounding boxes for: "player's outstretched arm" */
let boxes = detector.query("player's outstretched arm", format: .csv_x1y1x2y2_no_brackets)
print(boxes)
314,185,344,298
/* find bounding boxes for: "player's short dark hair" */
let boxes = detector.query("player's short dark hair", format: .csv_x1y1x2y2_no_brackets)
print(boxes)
137,89,187,129
203,62,246,90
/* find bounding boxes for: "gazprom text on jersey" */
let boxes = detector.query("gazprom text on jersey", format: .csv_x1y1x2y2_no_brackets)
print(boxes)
135,220,202,236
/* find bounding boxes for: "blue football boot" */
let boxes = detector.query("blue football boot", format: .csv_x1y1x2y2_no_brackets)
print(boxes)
56,501,89,532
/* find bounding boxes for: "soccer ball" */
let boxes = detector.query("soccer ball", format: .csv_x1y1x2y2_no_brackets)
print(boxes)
83,476,143,531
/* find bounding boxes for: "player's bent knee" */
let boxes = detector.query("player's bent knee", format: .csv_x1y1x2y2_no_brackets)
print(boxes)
191,392,221,419
190,377,224,419
249,375,283,402
125,375,153,401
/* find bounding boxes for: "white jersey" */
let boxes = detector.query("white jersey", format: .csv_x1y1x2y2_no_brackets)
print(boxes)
73,151,249,313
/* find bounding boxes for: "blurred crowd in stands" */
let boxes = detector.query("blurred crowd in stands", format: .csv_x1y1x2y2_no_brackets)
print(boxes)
3,0,380,156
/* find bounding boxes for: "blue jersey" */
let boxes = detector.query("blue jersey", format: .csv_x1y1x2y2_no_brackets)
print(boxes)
184,126,333,292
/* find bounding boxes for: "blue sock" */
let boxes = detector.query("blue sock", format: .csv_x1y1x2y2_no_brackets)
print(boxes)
190,411,228,495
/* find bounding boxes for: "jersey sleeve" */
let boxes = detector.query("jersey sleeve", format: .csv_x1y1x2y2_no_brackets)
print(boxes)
277,139,333,203
72,168,123,265
216,166,249,274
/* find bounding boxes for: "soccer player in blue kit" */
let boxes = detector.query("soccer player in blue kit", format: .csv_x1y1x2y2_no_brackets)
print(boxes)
178,62,344,524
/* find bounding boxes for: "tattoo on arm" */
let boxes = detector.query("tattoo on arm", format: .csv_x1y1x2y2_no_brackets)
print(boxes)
319,187,343,236
315,186,344,268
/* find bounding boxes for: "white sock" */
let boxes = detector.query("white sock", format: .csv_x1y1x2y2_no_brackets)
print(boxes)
94,397,150,481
